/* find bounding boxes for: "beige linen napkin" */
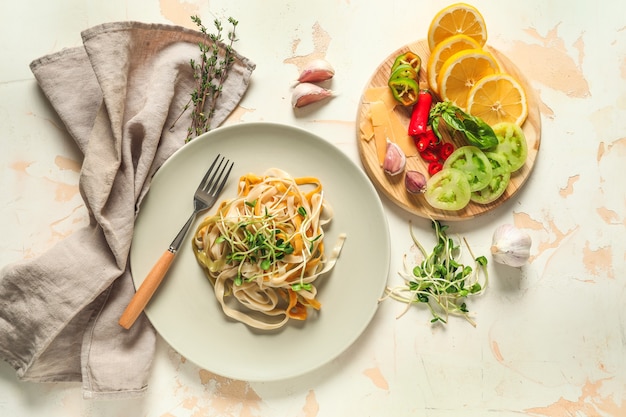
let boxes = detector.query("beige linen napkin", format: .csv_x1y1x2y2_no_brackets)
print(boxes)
0,21,255,399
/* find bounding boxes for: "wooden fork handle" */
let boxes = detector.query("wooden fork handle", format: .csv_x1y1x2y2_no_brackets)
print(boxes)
118,249,176,329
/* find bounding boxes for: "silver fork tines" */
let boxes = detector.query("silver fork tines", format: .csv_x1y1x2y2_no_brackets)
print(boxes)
170,154,233,253
118,153,233,330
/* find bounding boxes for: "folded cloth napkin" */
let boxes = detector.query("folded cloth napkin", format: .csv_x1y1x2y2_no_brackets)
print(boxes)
0,21,255,399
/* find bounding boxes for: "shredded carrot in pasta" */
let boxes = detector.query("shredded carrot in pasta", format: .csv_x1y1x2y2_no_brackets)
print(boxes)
191,168,346,330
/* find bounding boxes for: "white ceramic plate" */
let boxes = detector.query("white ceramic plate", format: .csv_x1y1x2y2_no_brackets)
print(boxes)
130,122,390,381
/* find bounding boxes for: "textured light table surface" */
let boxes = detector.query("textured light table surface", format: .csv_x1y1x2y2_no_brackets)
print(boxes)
1,0,625,416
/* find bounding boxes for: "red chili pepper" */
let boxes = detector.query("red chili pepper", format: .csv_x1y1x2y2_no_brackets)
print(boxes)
439,142,455,160
420,149,439,163
408,90,433,137
428,161,443,176
425,129,440,152
428,138,441,152
415,135,430,153
415,128,438,153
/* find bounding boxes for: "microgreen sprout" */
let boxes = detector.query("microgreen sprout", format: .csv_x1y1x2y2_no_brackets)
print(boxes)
383,220,489,326
291,282,312,291
218,207,296,285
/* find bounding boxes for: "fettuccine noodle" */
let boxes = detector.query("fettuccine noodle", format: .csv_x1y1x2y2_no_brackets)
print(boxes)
192,168,346,330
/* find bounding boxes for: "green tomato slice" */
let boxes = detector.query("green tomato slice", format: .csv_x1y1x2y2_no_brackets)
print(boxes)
471,151,511,204
443,145,493,192
491,122,528,172
425,168,471,211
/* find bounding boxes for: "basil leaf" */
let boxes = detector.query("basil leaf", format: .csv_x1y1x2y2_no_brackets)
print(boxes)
442,110,465,132
430,117,442,140
460,118,484,146
475,121,498,148
429,100,498,149
462,117,498,149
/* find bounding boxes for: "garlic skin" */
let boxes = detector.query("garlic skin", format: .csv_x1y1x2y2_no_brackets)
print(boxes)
383,141,406,176
291,83,333,108
490,224,532,267
405,170,426,194
297,59,335,83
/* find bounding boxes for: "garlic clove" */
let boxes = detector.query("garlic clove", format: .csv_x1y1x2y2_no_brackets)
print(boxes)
405,170,427,194
292,83,333,108
297,59,335,83
490,224,532,267
383,141,406,176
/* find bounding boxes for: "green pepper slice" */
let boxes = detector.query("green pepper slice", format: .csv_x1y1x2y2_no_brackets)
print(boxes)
389,64,418,82
388,77,419,106
391,51,421,74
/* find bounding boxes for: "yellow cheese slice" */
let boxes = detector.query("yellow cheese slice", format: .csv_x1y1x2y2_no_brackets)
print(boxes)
386,108,417,157
359,112,374,141
363,86,397,109
369,100,389,165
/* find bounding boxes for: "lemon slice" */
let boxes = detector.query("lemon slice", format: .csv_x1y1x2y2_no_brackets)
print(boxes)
466,73,528,126
436,48,500,109
427,3,488,51
426,34,482,93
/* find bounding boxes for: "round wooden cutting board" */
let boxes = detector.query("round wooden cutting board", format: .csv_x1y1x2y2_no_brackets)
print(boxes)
356,40,541,221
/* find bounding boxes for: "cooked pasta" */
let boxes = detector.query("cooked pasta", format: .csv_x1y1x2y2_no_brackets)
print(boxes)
191,168,346,330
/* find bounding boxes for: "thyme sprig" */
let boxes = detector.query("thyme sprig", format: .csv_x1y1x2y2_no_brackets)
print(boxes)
173,15,239,142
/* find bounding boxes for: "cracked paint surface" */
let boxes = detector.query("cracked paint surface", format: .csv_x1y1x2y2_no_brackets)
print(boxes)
510,25,590,98
284,22,332,71
525,379,626,416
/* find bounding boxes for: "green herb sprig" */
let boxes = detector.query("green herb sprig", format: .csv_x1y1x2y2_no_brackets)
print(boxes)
384,220,489,326
172,15,239,142
429,101,498,149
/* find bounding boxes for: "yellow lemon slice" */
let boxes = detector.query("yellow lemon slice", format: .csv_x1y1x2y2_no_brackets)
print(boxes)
437,48,500,109
426,34,482,94
466,73,529,126
427,3,488,51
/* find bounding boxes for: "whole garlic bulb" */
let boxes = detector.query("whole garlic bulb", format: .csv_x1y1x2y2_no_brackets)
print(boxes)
490,224,532,267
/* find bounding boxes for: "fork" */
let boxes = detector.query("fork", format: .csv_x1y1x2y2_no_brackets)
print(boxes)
119,154,233,329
